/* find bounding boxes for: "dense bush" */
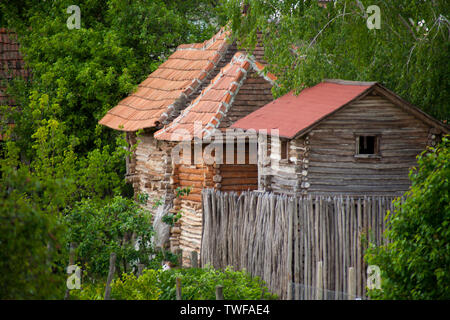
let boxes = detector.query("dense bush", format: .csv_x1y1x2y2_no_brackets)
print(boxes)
155,266,277,300
365,136,450,299
72,266,277,300
0,166,68,299
64,194,155,280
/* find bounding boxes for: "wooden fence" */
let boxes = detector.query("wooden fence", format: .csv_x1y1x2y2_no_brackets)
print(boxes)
200,189,397,299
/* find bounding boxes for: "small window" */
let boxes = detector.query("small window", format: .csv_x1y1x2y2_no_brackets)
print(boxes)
359,136,375,154
356,135,380,157
280,140,289,160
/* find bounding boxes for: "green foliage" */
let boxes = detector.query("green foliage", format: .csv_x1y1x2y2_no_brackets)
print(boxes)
0,0,224,300
226,0,449,121
1,0,223,156
64,195,155,279
70,280,105,300
365,136,450,299
0,166,67,299
112,269,162,300
157,266,277,300
75,134,130,199
161,187,191,226
73,265,277,300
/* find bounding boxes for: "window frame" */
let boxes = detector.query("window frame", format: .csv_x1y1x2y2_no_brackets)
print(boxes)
354,134,381,159
280,139,289,162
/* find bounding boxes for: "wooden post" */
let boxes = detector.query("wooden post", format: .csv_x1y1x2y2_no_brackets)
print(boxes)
316,261,323,300
191,250,198,268
104,252,117,300
215,285,224,300
348,267,356,300
64,242,76,300
176,277,182,300
287,198,294,300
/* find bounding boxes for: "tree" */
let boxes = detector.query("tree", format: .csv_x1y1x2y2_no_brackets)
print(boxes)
64,194,155,280
225,0,449,121
0,166,68,299
365,136,450,299
0,0,228,299
1,0,225,156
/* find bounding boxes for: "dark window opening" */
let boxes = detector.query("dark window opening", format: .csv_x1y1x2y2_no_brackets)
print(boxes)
280,140,288,160
356,135,380,156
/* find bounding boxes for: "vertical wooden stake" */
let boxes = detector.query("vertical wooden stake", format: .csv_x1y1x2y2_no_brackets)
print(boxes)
316,261,323,300
176,277,182,300
348,267,356,300
215,285,224,300
191,250,198,268
104,252,116,300
287,198,294,300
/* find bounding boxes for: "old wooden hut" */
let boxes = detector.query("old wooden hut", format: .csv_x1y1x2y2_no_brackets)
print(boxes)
99,28,236,209
232,79,449,196
99,27,271,261
154,51,275,262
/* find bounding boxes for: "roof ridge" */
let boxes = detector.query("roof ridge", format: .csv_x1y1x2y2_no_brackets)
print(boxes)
160,36,231,124
154,51,275,141
154,51,247,140
176,27,230,51
247,55,277,84
323,79,378,86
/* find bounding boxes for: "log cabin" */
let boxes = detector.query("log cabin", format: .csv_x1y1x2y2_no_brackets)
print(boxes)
99,28,234,216
232,79,449,196
153,51,275,262
99,27,272,262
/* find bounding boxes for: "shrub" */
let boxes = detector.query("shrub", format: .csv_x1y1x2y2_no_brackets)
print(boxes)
112,269,161,300
365,136,450,299
64,194,155,280
72,266,277,300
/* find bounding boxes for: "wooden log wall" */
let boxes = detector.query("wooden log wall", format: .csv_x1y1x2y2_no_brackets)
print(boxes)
126,131,175,213
262,91,442,197
218,141,259,192
261,136,310,195
304,92,432,195
218,164,258,192
171,160,214,264
172,141,260,266
201,189,396,299
218,70,273,129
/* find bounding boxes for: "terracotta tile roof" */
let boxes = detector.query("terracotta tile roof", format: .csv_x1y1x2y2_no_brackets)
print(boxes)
231,80,377,139
154,52,276,141
99,28,231,131
0,28,30,107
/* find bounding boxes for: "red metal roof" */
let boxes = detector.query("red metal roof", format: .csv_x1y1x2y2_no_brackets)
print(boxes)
99,28,231,131
231,80,376,138
154,52,275,141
